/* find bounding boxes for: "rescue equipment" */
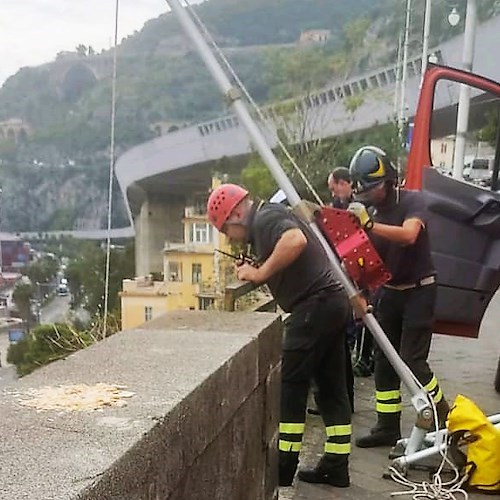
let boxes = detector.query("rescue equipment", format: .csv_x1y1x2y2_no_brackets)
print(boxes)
316,206,391,291
447,394,500,493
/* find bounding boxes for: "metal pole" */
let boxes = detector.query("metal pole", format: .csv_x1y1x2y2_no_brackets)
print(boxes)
394,32,403,116
452,0,477,179
398,0,412,138
165,0,431,417
421,0,432,85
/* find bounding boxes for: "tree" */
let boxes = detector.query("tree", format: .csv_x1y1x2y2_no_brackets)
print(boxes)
12,282,35,324
65,242,135,319
76,44,88,56
7,322,96,376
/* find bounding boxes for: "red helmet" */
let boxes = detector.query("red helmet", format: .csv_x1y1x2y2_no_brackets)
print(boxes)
206,184,249,231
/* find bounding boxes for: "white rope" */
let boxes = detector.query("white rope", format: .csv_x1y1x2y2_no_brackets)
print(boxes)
388,441,469,500
388,401,469,500
180,0,324,206
103,0,120,338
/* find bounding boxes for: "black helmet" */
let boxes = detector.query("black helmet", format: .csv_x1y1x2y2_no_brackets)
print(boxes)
349,146,398,193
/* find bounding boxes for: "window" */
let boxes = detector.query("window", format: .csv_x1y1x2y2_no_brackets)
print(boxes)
199,297,215,310
168,261,182,282
189,223,213,244
192,263,202,284
145,306,153,322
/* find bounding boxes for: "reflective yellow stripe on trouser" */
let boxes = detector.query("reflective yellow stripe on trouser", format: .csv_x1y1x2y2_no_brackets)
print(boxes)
324,424,352,455
424,375,443,403
376,390,402,414
279,422,305,453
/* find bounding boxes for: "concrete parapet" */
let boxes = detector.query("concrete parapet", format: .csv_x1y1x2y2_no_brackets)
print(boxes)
0,311,282,500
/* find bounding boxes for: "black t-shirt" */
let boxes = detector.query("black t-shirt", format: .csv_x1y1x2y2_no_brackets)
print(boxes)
248,202,342,312
369,189,435,285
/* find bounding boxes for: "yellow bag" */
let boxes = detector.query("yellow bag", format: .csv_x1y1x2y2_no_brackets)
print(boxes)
447,394,500,493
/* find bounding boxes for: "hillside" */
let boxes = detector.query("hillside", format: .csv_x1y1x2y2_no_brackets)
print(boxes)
0,0,498,232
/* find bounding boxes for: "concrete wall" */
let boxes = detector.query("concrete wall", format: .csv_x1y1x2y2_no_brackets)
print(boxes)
0,311,282,500
135,194,185,276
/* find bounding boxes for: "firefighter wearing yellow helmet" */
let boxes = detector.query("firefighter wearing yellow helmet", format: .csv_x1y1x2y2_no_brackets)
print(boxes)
347,146,449,447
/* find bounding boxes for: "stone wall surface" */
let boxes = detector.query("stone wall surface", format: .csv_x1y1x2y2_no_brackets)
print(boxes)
0,311,282,500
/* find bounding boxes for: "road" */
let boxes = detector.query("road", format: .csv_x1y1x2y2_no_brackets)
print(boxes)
39,295,71,324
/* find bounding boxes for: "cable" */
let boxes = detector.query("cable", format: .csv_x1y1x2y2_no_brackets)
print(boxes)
102,0,120,339
180,0,325,206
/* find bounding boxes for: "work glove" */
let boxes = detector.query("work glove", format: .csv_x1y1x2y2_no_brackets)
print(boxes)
347,202,374,231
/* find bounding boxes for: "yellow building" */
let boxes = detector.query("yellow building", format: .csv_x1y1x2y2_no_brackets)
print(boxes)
121,203,233,330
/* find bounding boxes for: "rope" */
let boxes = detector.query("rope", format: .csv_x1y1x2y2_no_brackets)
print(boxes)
388,438,469,500
180,0,324,206
102,0,120,338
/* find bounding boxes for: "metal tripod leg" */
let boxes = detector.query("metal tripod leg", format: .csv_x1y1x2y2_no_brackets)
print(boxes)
391,416,500,471
166,0,433,445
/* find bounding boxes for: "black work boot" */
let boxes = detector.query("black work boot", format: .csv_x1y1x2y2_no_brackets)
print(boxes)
436,398,450,428
298,454,350,487
355,413,401,448
279,451,299,487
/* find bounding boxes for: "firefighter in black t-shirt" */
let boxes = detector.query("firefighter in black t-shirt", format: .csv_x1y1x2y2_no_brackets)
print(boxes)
207,184,352,488
347,146,449,448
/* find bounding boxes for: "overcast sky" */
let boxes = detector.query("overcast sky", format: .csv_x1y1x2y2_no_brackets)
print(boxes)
0,0,201,86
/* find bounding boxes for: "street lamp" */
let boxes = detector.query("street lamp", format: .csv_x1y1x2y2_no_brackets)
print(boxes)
421,0,432,83
448,7,461,27
452,0,477,180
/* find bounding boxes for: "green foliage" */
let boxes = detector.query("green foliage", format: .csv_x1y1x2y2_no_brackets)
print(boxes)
25,255,59,286
240,154,278,198
12,282,35,324
239,121,402,202
7,322,96,376
478,109,499,146
65,242,135,316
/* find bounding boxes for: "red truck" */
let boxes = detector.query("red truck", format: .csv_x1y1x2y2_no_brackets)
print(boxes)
405,64,500,391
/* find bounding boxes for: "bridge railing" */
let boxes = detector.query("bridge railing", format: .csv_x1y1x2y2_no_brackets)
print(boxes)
224,281,276,313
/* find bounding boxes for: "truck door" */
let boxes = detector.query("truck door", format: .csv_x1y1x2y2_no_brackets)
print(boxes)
406,66,500,338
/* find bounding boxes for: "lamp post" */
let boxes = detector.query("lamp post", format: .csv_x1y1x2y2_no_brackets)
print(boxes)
398,0,412,141
421,0,432,84
452,0,477,180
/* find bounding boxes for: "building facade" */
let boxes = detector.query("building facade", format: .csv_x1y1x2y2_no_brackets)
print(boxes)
120,199,233,330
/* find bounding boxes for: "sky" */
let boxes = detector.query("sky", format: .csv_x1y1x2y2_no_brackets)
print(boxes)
0,0,201,86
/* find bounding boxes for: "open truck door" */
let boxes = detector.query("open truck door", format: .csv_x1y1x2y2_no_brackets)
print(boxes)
406,65,500,340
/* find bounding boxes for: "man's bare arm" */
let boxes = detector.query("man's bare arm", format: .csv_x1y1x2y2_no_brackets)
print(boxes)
371,218,423,246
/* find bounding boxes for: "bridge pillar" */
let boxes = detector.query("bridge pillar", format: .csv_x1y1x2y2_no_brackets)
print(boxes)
134,194,185,277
